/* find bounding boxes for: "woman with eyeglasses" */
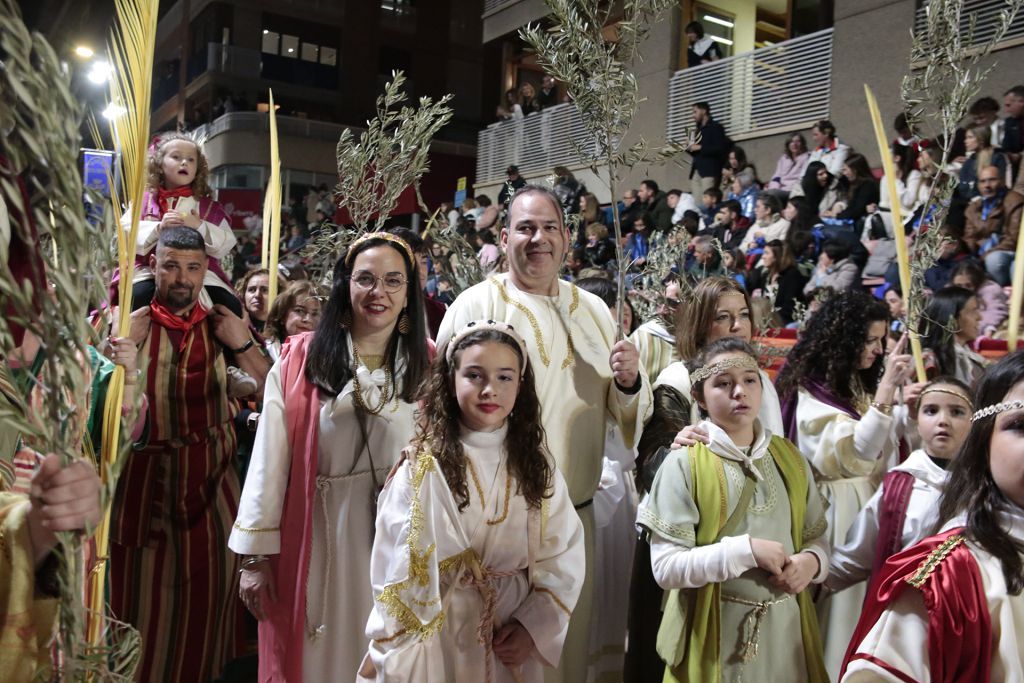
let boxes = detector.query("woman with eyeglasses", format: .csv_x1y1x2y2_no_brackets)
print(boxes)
229,231,429,682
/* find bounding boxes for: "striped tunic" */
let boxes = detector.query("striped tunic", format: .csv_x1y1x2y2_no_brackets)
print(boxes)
109,314,241,683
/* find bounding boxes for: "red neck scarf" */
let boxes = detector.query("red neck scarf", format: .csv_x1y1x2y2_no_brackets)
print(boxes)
149,298,208,351
155,185,194,216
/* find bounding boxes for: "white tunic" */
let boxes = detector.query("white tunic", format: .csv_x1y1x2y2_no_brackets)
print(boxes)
229,359,418,683
652,361,784,437
364,425,585,682
827,449,949,593
628,321,678,386
843,509,1024,682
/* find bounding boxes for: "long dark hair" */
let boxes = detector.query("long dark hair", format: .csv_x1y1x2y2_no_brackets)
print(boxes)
801,161,832,215
776,290,890,403
920,286,976,376
417,329,553,511
841,152,874,192
305,232,429,400
939,351,1024,594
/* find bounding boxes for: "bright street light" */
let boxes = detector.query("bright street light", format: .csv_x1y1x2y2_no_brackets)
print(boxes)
87,61,113,84
74,45,95,58
102,103,126,120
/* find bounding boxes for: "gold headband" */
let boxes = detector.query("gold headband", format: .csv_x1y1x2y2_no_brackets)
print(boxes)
919,386,973,409
345,231,415,267
972,400,1024,422
445,319,529,376
690,355,760,384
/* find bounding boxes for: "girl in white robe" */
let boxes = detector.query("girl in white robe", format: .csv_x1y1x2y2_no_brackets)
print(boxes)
843,352,1024,681
361,320,585,682
827,377,972,595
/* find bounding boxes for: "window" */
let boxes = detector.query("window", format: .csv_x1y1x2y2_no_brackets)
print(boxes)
301,43,319,62
321,46,337,66
261,30,279,54
281,34,299,59
695,4,735,58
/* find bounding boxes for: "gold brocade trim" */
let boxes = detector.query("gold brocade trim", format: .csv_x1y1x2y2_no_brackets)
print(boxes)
373,628,408,644
439,548,479,575
488,277,578,369
906,534,965,588
635,508,696,544
466,459,512,525
535,587,572,617
232,522,279,533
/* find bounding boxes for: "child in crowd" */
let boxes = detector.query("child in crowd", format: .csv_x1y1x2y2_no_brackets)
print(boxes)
361,320,585,682
121,132,241,315
843,352,1024,680
639,337,830,682
826,377,972,595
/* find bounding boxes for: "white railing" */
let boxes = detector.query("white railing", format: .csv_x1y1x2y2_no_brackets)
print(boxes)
914,0,1024,46
666,28,834,143
483,0,517,14
195,112,352,143
475,103,598,185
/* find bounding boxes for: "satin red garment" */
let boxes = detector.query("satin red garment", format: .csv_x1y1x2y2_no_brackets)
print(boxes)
155,185,194,216
841,527,992,683
149,299,209,352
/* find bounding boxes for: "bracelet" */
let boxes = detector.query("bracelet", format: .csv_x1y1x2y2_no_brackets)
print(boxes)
123,369,141,386
870,401,893,416
232,338,256,355
240,554,269,571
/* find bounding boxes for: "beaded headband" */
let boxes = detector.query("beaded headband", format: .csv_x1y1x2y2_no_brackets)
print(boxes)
445,319,529,376
972,400,1024,422
690,354,759,384
919,386,973,408
345,232,415,267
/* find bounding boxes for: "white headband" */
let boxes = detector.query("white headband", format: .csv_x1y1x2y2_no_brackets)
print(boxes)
972,400,1024,422
445,319,529,376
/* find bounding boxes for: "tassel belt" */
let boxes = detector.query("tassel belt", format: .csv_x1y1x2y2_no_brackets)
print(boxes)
721,592,793,664
458,559,525,683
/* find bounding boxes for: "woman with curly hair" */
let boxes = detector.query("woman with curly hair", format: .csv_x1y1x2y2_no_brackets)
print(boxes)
263,280,325,361
361,321,585,681
775,289,914,678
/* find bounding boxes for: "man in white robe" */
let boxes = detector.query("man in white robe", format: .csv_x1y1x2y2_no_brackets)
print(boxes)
437,186,652,683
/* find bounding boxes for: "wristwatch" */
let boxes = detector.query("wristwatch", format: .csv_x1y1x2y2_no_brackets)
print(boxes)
247,412,260,432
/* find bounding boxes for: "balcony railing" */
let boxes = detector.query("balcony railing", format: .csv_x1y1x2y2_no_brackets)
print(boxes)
914,0,1024,46
195,112,351,143
475,103,598,185
666,28,834,144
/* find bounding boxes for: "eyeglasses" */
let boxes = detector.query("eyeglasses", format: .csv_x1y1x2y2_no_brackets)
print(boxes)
351,271,407,293
290,305,321,321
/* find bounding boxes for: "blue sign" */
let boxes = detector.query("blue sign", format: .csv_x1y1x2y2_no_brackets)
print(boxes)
82,149,116,199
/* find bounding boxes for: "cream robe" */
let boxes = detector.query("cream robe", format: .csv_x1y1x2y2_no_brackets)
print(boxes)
827,449,949,594
628,321,678,386
843,509,1024,682
229,359,418,683
794,389,901,680
363,426,585,682
653,361,784,437
436,273,652,683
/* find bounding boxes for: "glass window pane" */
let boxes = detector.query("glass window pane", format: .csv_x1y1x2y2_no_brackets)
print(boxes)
301,42,318,62
320,46,337,66
281,34,299,59
261,30,279,54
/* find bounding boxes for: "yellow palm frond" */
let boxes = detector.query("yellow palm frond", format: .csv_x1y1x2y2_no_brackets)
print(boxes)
264,89,282,301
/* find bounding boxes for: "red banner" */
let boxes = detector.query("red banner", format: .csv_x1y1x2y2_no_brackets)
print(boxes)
216,188,263,230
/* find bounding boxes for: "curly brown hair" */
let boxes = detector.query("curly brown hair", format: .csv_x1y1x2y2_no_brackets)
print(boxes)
146,132,213,197
775,290,890,403
263,280,325,343
416,329,553,512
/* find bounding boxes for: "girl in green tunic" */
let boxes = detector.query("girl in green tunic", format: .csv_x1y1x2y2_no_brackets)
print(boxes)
637,337,830,682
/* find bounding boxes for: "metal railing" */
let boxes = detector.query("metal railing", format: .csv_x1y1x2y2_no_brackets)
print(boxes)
194,112,352,143
913,0,1024,46
474,103,599,185
666,28,834,143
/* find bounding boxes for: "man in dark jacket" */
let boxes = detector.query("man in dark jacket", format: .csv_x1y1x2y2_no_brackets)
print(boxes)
497,165,527,207
688,101,729,203
638,179,674,232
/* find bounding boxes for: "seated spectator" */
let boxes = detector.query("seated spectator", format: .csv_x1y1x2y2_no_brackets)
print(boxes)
747,239,807,325
741,192,789,256
679,209,702,238
475,194,499,231
1003,85,1024,169
727,170,759,221
824,152,879,223
667,188,698,225
565,247,586,280
789,161,841,218
285,223,307,252
807,119,851,176
699,186,722,228
625,212,653,267
722,247,747,287
639,179,673,232
686,235,725,280
619,188,642,236
982,156,1024,285
476,229,501,273
684,21,722,67
461,197,482,224
803,238,860,296
964,165,1008,254
958,124,1007,200
892,112,922,155
584,222,616,268
922,228,971,292
721,145,758,193
766,133,810,192
781,196,818,266
876,281,907,341
705,199,750,252
878,142,925,238
919,286,985,386
951,259,1008,337
553,166,584,214
496,87,523,121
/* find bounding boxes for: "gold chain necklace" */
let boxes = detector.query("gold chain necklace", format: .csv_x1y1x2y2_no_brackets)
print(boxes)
350,344,393,415
489,276,579,369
